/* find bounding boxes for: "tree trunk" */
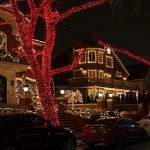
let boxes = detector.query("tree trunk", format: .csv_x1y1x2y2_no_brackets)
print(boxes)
36,79,60,126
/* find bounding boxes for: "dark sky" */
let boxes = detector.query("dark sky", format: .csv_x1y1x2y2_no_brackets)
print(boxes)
51,0,150,65
1,0,150,65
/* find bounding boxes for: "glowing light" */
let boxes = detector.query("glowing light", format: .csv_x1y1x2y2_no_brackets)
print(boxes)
106,47,111,54
60,90,65,95
98,40,150,66
0,0,107,126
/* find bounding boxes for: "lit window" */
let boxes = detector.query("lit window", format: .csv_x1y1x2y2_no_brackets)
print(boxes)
88,70,97,78
88,51,96,63
88,70,97,83
106,56,113,68
104,73,111,78
98,70,104,78
98,51,104,64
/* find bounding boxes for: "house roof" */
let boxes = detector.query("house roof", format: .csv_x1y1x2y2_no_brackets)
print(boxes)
126,63,149,80
74,34,103,49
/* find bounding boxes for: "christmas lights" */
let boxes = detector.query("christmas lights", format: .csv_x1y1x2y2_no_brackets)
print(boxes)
0,0,107,126
1,0,149,127
98,40,150,66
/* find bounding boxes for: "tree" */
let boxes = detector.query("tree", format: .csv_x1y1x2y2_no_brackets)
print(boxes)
0,0,107,126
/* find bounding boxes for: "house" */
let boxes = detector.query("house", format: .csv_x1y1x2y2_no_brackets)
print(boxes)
0,5,44,109
54,35,138,100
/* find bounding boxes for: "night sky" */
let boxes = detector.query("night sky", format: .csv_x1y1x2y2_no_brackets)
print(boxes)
52,0,150,65
1,0,150,65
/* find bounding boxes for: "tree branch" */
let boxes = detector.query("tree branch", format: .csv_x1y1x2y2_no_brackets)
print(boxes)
51,48,86,75
98,39,150,66
27,0,36,11
11,47,26,56
9,0,24,23
54,0,108,24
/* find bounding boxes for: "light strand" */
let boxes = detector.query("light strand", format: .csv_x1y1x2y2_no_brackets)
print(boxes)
98,40,150,66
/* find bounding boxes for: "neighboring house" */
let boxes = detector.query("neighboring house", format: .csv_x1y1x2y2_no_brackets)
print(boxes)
54,35,138,98
126,63,150,91
0,5,44,108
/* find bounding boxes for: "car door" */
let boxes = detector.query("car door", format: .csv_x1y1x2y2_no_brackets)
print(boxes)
10,115,54,149
30,115,66,149
120,118,140,141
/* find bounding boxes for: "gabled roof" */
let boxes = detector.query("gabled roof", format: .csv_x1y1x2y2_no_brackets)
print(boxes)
73,34,129,76
74,34,103,49
126,63,149,80
111,50,129,76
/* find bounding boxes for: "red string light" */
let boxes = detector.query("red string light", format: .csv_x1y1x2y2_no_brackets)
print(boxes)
0,0,107,126
1,0,149,126
98,40,150,66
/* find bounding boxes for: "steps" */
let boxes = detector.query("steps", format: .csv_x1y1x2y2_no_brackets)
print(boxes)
57,111,82,133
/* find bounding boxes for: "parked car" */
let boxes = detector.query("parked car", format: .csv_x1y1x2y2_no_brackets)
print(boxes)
138,115,150,136
0,113,77,150
81,117,147,147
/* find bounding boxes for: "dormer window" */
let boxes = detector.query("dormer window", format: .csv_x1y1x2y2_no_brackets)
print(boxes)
88,50,96,63
106,56,113,68
98,51,104,64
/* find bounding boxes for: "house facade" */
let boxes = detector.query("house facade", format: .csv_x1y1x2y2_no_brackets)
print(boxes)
0,6,44,108
54,36,138,101
67,37,137,99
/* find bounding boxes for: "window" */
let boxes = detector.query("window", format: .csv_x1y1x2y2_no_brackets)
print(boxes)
106,56,113,68
116,119,126,126
124,119,136,126
88,70,97,83
88,51,96,63
12,117,33,128
31,116,50,128
88,70,97,78
98,51,104,64
98,70,104,78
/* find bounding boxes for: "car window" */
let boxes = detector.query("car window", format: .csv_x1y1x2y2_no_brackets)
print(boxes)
31,116,49,128
116,119,126,126
124,119,135,126
95,119,116,125
12,117,33,128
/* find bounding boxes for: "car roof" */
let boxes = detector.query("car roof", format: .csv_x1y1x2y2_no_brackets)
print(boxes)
0,112,38,118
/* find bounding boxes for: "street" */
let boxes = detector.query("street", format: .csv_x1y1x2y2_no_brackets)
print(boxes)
76,139,150,150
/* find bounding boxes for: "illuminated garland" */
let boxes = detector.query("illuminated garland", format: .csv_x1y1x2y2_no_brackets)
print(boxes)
0,0,109,126
54,0,108,24
98,40,150,66
0,0,149,126
16,79,42,113
0,51,21,62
